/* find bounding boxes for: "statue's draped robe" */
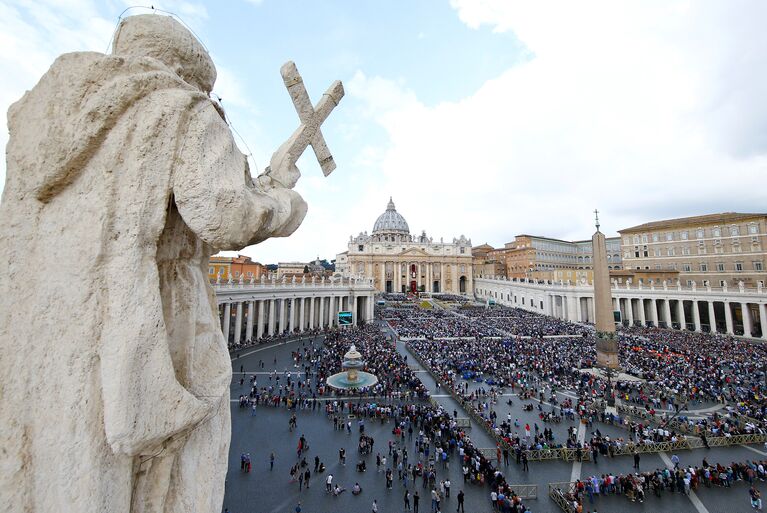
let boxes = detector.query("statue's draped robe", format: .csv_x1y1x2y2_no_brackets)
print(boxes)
0,51,305,512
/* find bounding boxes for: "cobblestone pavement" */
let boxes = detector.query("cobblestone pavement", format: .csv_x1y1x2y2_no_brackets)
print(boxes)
222,330,767,513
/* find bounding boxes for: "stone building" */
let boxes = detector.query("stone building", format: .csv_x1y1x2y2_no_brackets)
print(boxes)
500,234,622,282
618,212,767,289
209,254,264,283
336,198,473,294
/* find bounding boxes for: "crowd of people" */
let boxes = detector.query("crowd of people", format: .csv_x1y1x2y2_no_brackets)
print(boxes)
560,456,767,511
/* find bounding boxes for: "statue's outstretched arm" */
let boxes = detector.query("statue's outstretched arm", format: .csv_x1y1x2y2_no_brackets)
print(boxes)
173,101,307,251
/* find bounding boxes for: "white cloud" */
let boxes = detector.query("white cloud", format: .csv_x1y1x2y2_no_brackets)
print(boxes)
336,0,767,251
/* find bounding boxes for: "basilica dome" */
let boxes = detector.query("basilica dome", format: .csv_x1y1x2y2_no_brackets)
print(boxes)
372,197,410,234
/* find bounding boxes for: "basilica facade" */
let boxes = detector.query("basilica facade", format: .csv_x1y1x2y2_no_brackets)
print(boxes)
336,198,473,294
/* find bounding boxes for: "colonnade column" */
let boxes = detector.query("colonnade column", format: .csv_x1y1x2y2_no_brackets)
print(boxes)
575,297,582,322
351,294,357,326
663,299,672,328
638,299,646,326
708,301,716,333
256,300,265,339
299,298,306,332
724,302,734,335
318,296,325,329
267,299,276,336
760,304,767,341
677,300,686,330
308,297,315,329
650,299,659,327
741,303,752,338
289,299,296,333
222,303,231,341
233,302,243,343
692,301,701,332
626,298,634,326
245,301,254,340
279,298,287,335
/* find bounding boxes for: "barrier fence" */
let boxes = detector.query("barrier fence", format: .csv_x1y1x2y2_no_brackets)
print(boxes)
548,482,577,512
509,484,538,500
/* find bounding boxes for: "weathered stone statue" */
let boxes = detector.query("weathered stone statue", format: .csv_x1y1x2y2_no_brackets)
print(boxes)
0,14,341,513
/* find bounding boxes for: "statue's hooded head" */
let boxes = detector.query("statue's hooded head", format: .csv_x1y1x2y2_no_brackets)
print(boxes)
112,14,216,93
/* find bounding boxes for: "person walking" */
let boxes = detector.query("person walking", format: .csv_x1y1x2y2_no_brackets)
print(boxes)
633,452,640,470
372,499,378,513
414,490,420,513
270,452,275,471
404,490,411,510
456,490,465,513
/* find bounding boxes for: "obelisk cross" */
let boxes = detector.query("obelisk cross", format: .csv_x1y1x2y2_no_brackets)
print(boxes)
594,209,600,231
280,61,344,176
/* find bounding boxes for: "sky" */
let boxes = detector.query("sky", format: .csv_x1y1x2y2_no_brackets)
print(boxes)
1,0,766,264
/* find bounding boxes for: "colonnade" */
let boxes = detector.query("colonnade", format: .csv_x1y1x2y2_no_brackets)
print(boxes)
475,277,767,340
214,278,376,344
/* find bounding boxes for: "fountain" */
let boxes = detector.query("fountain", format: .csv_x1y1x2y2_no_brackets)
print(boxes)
326,344,379,390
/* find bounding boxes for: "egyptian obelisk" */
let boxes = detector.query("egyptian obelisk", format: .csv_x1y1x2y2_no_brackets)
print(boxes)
592,210,620,389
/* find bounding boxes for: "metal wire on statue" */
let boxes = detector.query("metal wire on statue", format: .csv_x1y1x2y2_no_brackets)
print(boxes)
104,5,262,177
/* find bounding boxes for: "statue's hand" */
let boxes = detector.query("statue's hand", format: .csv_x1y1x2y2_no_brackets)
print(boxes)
263,149,300,189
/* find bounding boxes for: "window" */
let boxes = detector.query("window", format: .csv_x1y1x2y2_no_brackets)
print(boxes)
730,226,740,236
246,271,253,277
687,280,693,287
624,237,630,244
624,252,630,259
666,232,673,241
719,280,726,287
716,262,725,272
655,264,662,270
735,262,743,272
358,245,364,252
682,247,691,255
652,233,659,242
755,261,764,271
460,247,465,254
633,235,640,244
642,234,648,243
696,228,704,239
667,247,675,256
682,263,692,272
233,271,240,277
209,266,215,274
654,248,661,257
681,231,688,240
713,227,721,237
700,263,708,272
749,224,758,234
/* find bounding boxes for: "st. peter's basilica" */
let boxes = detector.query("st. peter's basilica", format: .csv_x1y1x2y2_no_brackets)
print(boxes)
335,198,473,294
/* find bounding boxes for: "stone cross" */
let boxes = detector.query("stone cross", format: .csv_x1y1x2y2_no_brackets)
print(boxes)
594,209,600,231
278,61,344,176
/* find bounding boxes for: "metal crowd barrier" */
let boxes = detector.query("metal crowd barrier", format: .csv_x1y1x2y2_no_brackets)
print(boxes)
548,482,578,513
509,484,538,500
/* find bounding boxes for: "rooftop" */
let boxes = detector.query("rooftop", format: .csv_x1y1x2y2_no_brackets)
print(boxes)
620,212,767,233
